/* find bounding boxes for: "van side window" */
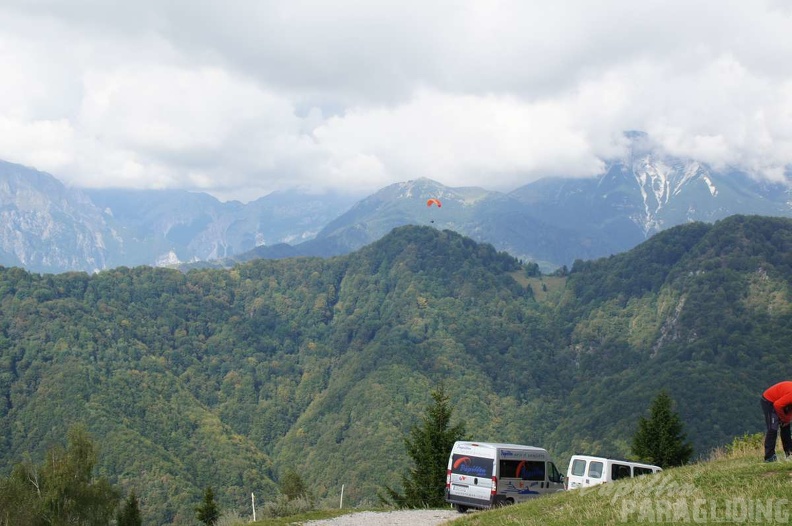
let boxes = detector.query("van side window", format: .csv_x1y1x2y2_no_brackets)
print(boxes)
499,460,545,481
570,459,586,476
633,467,654,476
612,464,631,480
588,461,603,479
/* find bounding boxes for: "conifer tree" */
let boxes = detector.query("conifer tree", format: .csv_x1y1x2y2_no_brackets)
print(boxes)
117,491,142,526
196,486,220,526
381,383,467,508
631,391,693,468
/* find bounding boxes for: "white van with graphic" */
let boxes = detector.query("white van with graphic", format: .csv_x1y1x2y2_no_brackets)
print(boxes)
565,454,662,489
445,441,565,513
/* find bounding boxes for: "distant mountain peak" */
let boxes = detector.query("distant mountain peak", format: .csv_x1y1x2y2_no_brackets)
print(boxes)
626,154,713,234
361,178,493,208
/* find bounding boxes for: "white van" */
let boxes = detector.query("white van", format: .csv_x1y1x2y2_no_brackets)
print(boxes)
565,454,662,489
445,441,565,513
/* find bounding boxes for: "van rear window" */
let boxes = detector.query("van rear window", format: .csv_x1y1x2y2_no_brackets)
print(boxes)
588,461,604,478
451,454,493,478
570,459,586,476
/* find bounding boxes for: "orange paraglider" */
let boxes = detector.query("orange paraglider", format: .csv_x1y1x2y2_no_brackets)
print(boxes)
426,198,442,208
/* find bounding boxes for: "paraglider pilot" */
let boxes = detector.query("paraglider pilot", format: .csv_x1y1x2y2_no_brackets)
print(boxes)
761,381,792,462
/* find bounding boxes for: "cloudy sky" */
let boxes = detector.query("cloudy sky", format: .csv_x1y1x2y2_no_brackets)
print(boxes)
1,1,791,202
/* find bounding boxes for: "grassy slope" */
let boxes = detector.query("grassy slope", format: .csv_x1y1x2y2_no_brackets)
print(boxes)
449,439,791,525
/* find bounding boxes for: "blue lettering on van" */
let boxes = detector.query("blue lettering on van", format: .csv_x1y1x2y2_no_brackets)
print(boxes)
458,464,489,476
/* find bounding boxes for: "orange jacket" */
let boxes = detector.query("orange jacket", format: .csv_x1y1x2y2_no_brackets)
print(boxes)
764,381,792,424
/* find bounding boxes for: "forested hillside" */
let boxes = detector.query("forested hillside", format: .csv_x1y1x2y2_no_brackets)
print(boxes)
1,218,791,524
549,215,792,456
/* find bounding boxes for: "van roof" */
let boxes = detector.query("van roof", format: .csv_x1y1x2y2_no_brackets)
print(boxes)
455,441,547,452
569,454,661,469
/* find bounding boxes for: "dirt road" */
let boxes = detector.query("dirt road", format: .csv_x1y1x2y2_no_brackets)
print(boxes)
302,509,461,525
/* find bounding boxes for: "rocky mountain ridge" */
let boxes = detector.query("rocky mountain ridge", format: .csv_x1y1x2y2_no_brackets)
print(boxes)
1,133,790,273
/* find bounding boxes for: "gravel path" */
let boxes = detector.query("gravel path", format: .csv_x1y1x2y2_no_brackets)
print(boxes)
301,509,462,525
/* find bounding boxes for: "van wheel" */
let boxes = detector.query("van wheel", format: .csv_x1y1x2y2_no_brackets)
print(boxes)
505,498,515,506
454,504,468,513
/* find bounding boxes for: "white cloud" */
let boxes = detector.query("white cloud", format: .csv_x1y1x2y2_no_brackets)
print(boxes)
0,0,791,201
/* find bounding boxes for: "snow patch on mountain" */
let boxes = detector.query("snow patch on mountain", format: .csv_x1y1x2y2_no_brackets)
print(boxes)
156,250,182,267
630,155,719,236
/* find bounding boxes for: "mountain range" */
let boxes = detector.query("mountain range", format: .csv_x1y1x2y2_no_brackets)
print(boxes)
1,132,790,274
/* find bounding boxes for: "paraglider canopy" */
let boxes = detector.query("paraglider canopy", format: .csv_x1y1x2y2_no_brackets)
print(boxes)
426,198,442,208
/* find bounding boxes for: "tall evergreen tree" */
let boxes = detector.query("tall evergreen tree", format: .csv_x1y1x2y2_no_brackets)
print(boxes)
116,491,142,526
381,383,467,508
631,391,693,468
196,486,220,526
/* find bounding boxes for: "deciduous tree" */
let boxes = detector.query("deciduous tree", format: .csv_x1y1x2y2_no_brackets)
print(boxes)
279,469,309,501
0,425,119,526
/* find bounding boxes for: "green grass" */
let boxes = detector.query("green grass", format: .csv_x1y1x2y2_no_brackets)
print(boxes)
448,439,792,525
508,273,567,303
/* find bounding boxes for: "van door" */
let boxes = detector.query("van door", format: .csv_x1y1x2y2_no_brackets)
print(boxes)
567,457,587,489
547,462,565,492
587,459,605,486
448,454,495,507
497,458,546,504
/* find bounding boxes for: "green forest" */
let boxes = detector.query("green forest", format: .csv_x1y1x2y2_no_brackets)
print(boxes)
1,216,791,524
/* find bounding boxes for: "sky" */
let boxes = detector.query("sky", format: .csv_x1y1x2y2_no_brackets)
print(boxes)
1,0,791,203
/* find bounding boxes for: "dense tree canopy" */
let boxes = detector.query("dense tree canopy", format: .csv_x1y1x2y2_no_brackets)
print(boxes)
0,219,792,523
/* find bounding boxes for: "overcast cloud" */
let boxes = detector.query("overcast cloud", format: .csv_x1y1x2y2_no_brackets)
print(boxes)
1,0,791,202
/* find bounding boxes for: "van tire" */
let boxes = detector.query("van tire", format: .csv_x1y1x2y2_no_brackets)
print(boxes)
454,504,468,513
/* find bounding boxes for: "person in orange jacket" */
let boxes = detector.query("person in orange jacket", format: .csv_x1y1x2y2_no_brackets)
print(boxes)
761,381,792,462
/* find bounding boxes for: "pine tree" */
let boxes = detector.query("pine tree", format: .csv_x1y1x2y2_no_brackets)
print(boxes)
631,391,693,468
196,486,220,526
381,383,467,508
117,491,142,526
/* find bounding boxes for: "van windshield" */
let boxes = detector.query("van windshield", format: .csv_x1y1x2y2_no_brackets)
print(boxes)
451,454,493,478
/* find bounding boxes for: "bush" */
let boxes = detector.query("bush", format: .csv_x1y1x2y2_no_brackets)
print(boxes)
259,495,316,518
726,432,764,458
215,510,244,526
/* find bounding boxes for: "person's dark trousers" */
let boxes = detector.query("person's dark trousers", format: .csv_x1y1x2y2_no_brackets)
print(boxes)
761,397,792,460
